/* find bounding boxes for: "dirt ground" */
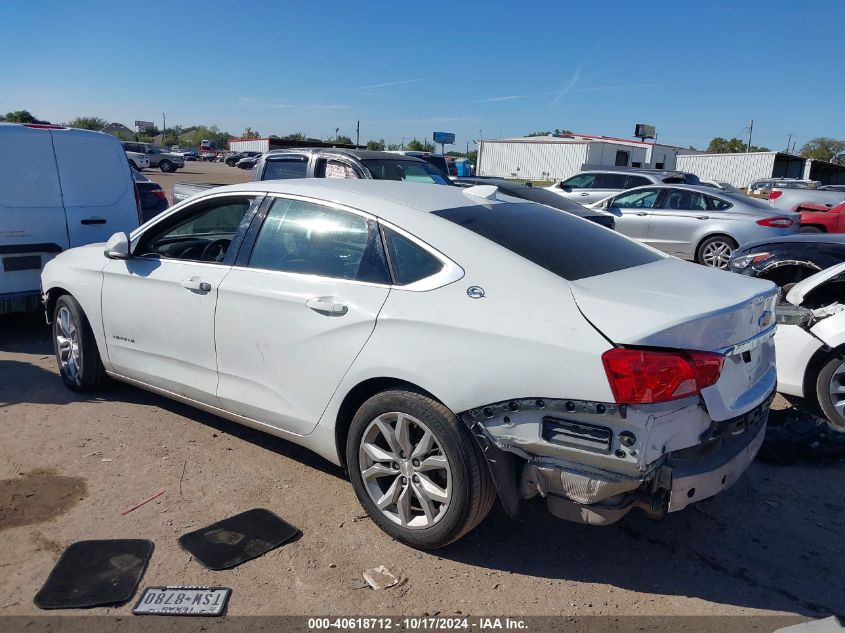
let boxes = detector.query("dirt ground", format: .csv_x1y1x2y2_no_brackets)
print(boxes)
141,160,251,201
1,300,844,621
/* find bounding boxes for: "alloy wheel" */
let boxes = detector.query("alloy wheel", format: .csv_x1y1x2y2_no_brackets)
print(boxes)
827,361,845,420
358,412,452,528
702,240,733,268
55,306,81,381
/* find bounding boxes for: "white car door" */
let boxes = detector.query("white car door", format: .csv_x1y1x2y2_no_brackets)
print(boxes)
101,194,258,405
214,195,391,435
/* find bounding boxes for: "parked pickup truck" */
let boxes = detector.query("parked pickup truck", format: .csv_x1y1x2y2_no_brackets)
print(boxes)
769,186,845,212
173,149,451,203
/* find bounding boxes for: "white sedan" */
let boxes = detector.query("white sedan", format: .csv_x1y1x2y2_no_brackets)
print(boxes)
42,180,777,548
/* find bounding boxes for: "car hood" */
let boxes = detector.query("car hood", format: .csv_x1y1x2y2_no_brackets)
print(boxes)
785,262,845,306
569,257,777,351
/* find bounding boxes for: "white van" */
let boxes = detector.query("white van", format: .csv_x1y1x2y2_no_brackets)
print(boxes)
0,123,140,314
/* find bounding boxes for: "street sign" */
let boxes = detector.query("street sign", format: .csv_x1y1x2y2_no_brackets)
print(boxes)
433,132,455,145
634,124,656,140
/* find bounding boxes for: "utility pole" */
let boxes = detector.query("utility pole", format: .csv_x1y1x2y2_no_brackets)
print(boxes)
335,127,339,143
786,132,793,153
746,119,754,152
356,120,360,147
162,113,166,144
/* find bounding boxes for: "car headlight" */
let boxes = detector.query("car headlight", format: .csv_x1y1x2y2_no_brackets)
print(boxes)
729,252,771,269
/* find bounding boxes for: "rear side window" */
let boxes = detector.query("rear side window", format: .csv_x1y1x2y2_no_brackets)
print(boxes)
433,202,661,281
708,196,733,211
248,198,390,283
594,173,628,189
262,157,308,180
626,175,651,188
382,227,443,285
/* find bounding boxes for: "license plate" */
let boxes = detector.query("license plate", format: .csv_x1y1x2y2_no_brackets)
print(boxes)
133,586,231,616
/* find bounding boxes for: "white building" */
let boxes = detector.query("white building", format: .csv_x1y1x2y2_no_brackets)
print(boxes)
676,152,845,187
476,133,697,180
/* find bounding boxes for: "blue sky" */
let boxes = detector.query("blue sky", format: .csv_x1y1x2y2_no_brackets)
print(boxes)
1,0,843,151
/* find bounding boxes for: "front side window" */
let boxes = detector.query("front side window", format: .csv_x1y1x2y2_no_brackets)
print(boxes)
382,227,443,285
262,156,308,180
612,189,662,209
136,197,253,262
248,198,390,283
560,173,596,188
661,189,707,211
361,159,449,185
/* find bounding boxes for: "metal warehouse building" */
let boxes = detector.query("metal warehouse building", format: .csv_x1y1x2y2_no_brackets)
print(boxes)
676,152,845,187
228,137,363,152
476,134,696,180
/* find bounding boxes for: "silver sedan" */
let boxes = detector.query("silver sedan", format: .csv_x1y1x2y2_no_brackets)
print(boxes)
590,185,799,268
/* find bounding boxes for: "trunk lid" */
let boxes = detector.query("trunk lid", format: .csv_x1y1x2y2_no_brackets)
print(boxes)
570,257,778,420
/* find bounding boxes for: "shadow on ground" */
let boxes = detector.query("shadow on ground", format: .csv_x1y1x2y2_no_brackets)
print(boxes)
3,313,843,616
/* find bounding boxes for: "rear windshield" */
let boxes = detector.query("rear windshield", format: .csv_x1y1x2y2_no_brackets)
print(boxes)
362,159,450,185
721,192,774,210
433,201,661,281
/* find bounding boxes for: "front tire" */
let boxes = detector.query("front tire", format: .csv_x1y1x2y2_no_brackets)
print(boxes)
53,295,107,392
346,390,495,549
697,235,738,269
815,354,845,432
159,160,174,173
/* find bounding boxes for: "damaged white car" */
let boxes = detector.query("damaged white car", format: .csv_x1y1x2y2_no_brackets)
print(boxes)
41,180,777,549
775,262,845,431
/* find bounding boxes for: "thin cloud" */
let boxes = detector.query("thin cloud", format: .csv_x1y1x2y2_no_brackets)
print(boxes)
550,60,586,107
473,82,658,105
356,78,425,90
229,97,349,110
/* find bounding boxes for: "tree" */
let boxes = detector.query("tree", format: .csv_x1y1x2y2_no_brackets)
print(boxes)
526,130,552,137
706,137,769,153
527,128,573,137
386,143,403,151
2,110,38,123
67,116,108,131
407,138,435,152
282,132,306,141
241,127,260,139
800,137,845,163
335,134,353,144
366,139,385,151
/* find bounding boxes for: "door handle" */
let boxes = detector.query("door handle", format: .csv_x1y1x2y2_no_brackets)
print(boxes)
695,215,710,220
306,296,348,316
180,277,212,293
578,192,590,196
635,212,649,216
81,217,107,225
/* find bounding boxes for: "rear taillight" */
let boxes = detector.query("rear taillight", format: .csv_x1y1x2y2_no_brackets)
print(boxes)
133,183,143,224
768,190,783,200
757,217,794,228
602,348,724,405
152,190,167,200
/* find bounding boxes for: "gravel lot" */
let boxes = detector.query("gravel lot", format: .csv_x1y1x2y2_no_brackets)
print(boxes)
1,174,844,622
141,159,252,201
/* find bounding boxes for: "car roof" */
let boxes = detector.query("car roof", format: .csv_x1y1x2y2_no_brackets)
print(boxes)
264,148,427,162
183,179,532,221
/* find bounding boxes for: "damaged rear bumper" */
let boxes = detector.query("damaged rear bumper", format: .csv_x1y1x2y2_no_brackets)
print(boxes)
461,392,771,526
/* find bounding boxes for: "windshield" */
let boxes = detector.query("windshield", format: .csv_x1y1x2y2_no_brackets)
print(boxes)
362,159,450,185
433,201,661,281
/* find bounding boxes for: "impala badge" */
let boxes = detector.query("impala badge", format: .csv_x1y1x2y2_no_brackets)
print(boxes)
758,310,773,329
466,286,485,299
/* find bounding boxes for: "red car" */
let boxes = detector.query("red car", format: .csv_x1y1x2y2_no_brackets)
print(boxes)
799,201,845,233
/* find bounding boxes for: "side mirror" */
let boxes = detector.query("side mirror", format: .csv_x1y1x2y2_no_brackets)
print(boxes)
104,232,131,259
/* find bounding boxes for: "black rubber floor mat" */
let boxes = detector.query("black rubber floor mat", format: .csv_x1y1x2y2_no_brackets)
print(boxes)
179,508,299,570
34,539,154,609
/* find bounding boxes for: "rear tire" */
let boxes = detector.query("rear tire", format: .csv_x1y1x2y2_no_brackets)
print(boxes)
800,225,823,234
815,354,845,432
52,295,107,392
346,389,495,549
696,235,738,269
